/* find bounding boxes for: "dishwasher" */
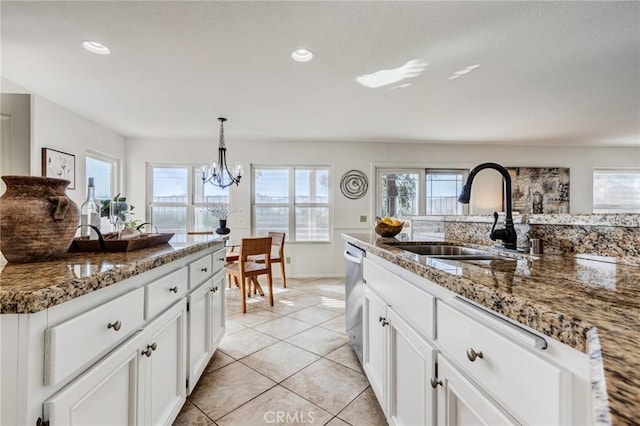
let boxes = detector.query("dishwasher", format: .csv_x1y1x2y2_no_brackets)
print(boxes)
344,242,365,365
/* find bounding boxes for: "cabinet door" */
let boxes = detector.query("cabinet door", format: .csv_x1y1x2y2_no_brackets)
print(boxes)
437,357,517,426
387,308,436,426
44,331,144,426
141,300,186,426
210,270,226,348
187,279,213,394
363,286,387,410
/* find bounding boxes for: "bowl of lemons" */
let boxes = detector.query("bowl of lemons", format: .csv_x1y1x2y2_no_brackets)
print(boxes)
375,216,404,237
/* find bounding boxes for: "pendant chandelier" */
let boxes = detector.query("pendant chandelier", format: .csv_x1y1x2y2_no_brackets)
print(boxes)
201,117,242,189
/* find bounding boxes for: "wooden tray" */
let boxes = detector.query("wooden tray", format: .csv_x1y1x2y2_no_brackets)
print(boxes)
69,233,174,252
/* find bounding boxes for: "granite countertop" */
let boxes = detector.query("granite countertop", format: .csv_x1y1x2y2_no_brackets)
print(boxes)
0,234,225,314
343,232,639,425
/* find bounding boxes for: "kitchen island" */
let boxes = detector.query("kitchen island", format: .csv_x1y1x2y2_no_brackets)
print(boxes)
344,232,639,426
0,234,227,425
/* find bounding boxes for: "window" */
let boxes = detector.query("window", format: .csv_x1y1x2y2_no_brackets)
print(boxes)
593,169,640,213
252,166,331,242
147,164,229,233
376,168,468,216
425,170,467,215
86,151,119,200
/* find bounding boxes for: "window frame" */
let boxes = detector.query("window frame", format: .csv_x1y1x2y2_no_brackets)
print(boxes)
593,168,640,213
85,149,120,200
251,164,332,243
146,163,229,233
375,167,469,217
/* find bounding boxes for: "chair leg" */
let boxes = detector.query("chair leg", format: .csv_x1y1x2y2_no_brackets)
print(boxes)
267,271,274,307
240,276,247,314
280,262,287,288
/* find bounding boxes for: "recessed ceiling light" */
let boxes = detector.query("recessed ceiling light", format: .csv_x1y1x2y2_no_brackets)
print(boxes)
82,40,111,55
291,49,313,62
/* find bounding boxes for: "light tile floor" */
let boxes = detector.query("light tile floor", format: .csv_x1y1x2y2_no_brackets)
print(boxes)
174,277,388,426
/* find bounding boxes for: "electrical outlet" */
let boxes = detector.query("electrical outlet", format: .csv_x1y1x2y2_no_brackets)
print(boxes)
286,257,291,264
360,215,367,223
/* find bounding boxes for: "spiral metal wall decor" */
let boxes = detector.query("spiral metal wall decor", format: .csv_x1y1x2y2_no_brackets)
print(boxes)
340,170,368,200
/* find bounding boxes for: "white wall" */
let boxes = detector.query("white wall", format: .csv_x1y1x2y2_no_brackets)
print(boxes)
1,79,127,208
127,138,640,277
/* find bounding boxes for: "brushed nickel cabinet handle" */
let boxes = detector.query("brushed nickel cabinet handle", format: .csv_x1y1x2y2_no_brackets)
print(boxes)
430,377,442,388
107,320,122,331
169,286,178,293
466,347,484,362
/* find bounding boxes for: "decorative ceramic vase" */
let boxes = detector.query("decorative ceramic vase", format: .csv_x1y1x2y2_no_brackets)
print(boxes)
0,175,80,263
215,219,230,235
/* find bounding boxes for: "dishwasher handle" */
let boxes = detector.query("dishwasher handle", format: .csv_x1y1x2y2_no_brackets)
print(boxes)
343,250,363,264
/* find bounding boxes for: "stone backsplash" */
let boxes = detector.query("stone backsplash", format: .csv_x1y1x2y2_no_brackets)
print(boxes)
405,214,640,265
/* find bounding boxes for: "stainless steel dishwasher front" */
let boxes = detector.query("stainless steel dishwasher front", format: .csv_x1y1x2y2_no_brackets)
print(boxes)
344,242,365,365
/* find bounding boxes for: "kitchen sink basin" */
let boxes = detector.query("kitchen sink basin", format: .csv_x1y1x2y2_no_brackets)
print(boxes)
387,243,515,261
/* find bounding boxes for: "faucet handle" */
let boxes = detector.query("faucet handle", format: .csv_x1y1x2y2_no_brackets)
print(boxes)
490,211,499,241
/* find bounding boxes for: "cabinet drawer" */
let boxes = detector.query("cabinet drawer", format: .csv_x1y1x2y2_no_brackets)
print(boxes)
146,267,188,319
212,247,226,274
189,254,213,287
437,302,568,425
363,258,435,340
44,287,145,386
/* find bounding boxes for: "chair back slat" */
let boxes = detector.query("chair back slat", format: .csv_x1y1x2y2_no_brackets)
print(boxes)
267,232,285,247
240,237,272,260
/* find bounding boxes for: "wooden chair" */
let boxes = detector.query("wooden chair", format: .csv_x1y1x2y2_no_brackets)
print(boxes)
225,237,273,313
249,232,287,287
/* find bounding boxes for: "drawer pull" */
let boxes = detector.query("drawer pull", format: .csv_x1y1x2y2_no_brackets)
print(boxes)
217,257,225,261
107,320,122,331
210,286,219,293
169,286,178,293
466,347,484,362
201,267,208,273
379,317,389,327
430,377,442,388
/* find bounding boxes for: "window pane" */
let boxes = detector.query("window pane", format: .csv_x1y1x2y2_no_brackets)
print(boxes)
152,168,188,203
86,157,112,200
295,169,329,203
193,206,219,232
380,173,419,217
194,169,230,204
254,207,289,236
426,172,465,215
593,170,640,212
255,169,289,203
151,206,187,233
295,207,329,241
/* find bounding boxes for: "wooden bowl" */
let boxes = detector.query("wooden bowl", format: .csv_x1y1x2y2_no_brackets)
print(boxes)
375,221,404,237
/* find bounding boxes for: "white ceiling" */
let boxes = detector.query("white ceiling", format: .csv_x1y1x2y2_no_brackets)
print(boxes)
2,1,639,147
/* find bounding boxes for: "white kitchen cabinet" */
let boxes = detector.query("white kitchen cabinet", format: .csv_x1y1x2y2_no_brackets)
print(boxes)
187,269,225,394
44,331,144,426
362,286,387,404
140,300,186,426
436,357,516,426
360,252,590,426
363,284,437,426
0,241,226,426
44,300,186,426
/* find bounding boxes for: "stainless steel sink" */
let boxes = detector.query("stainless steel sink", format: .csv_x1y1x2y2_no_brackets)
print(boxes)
388,243,515,261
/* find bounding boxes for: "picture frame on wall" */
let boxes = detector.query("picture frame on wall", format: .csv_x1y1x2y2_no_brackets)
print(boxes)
41,147,76,189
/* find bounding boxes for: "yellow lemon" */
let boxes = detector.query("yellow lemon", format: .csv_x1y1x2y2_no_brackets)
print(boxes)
383,217,393,225
391,219,402,226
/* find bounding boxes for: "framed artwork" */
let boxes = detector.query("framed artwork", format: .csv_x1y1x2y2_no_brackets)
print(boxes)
42,148,76,189
508,167,570,214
